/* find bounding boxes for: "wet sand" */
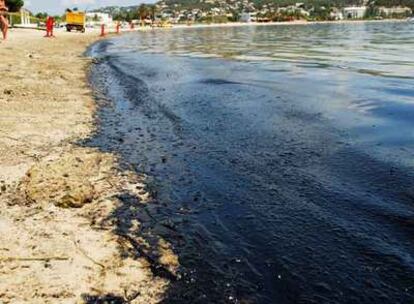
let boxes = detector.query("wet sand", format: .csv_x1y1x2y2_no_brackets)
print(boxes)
0,29,176,303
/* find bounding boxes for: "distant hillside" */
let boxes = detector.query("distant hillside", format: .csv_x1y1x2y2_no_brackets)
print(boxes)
160,0,414,9
90,0,414,20
161,0,362,9
89,5,139,14
374,0,414,8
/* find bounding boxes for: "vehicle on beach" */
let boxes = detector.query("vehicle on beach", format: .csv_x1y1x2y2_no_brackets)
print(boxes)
65,11,86,32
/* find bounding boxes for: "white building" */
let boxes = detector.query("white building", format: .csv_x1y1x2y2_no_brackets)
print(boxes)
278,5,309,17
378,6,412,16
240,12,256,22
13,8,37,28
19,8,31,26
86,12,113,25
330,8,344,20
343,6,367,19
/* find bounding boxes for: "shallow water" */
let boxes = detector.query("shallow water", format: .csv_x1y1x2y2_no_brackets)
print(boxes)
87,22,414,303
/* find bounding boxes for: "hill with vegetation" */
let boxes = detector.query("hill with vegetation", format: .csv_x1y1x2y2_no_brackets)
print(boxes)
154,0,413,22
160,0,414,9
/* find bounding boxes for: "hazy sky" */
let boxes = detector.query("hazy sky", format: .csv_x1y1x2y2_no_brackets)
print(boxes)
25,0,154,14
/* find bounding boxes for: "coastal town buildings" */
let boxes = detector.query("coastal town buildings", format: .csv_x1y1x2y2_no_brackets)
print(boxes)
20,0,414,25
343,6,367,19
378,6,412,17
278,3,310,17
14,8,34,27
151,0,413,23
330,8,344,20
240,12,255,22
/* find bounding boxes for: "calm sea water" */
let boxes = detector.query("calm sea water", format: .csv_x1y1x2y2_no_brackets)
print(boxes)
88,22,414,303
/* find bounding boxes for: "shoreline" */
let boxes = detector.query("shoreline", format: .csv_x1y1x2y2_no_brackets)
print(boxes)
0,29,176,303
170,18,409,29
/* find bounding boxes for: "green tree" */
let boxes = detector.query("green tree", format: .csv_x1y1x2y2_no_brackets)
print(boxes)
149,4,157,21
35,12,48,20
128,10,139,21
138,4,149,20
5,0,24,12
364,5,379,19
53,15,62,22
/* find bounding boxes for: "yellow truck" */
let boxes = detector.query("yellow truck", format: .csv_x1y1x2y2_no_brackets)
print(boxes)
65,11,85,32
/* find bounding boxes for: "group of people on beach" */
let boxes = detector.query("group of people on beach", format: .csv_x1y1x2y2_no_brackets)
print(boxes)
0,0,8,40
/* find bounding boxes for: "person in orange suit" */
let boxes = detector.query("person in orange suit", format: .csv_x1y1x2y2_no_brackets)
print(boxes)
45,16,55,38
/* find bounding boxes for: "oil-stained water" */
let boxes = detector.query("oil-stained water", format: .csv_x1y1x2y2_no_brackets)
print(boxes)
86,22,414,303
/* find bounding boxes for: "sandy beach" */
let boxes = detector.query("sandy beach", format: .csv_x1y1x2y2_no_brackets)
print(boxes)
0,29,177,303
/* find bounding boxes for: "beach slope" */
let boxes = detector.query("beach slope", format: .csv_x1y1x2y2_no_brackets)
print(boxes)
0,29,175,303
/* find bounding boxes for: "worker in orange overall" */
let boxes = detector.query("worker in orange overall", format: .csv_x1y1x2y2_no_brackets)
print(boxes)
45,16,55,38
0,0,8,40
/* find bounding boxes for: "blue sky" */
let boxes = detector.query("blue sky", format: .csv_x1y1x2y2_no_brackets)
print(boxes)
25,0,154,14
